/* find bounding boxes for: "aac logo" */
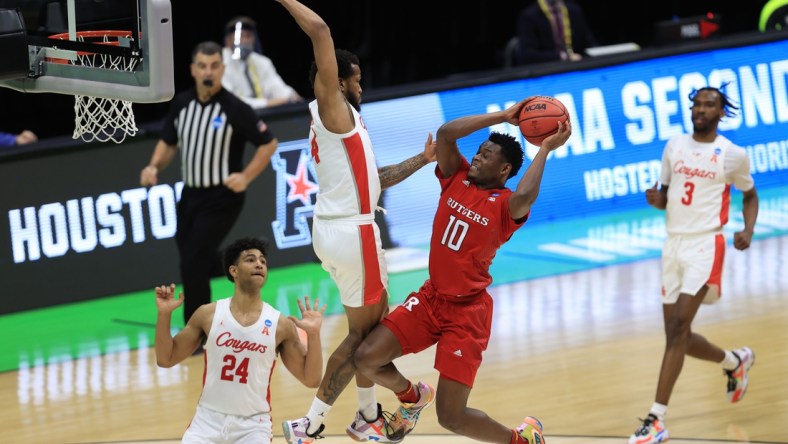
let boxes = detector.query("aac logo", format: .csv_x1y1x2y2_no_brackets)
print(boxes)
270,143,319,249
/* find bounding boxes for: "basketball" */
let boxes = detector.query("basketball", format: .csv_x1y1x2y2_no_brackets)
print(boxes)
518,96,569,146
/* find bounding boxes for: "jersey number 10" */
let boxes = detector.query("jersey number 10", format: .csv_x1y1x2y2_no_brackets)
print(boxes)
441,215,469,251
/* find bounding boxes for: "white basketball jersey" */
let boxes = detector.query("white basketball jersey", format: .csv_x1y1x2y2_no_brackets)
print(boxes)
308,100,381,218
198,298,280,416
661,134,753,235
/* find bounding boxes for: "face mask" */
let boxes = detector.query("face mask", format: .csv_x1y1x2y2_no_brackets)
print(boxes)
229,20,256,61
232,44,254,61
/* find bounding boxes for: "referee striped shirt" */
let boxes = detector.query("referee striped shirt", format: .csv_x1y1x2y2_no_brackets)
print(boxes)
161,88,274,188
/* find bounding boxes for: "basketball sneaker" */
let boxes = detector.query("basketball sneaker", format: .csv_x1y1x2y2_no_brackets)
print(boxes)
726,347,755,403
386,381,436,442
282,417,325,443
628,414,669,444
346,403,396,442
517,416,545,444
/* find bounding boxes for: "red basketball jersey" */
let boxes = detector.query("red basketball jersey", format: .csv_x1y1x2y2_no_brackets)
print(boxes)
428,158,526,297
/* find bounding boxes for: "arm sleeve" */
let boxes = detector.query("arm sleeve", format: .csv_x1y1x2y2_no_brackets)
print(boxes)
234,101,275,146
571,3,598,51
0,132,17,147
159,94,184,146
254,55,299,100
516,9,561,64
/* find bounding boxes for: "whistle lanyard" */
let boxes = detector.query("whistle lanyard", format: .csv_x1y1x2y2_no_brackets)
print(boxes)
538,0,573,54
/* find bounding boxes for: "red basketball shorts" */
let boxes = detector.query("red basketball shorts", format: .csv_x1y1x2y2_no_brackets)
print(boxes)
381,280,493,387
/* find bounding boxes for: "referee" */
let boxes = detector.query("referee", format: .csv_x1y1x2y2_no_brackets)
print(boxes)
140,41,278,329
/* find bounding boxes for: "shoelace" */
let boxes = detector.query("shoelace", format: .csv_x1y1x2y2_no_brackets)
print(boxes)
724,353,744,391
634,416,656,436
310,423,325,440
725,369,738,391
380,409,401,440
297,420,325,440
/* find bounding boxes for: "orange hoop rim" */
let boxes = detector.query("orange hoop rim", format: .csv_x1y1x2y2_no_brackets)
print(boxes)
49,30,134,41
47,30,134,63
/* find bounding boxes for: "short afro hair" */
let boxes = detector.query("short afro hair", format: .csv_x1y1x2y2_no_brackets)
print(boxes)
489,132,524,178
309,49,360,88
223,237,268,282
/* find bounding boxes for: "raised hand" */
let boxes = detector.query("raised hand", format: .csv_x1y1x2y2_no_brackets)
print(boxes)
542,119,571,150
154,283,184,314
422,132,437,163
289,295,327,335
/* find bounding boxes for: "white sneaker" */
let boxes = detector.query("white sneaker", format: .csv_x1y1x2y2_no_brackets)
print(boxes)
282,417,324,443
726,347,755,403
628,414,669,444
346,403,395,442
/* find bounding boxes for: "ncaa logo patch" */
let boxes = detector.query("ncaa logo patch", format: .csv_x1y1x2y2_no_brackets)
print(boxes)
270,141,319,249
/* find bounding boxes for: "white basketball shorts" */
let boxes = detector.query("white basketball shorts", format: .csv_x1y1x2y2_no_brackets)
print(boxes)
312,215,388,308
661,232,725,305
182,405,273,444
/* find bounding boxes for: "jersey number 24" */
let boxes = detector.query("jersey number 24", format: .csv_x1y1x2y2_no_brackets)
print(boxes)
221,355,250,384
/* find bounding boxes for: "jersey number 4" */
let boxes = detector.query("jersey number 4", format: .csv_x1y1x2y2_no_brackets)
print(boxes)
441,215,469,251
221,355,250,384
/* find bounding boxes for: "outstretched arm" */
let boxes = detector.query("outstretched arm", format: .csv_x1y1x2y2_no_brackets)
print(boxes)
509,119,571,219
435,98,532,178
278,296,326,388
378,133,437,190
276,0,350,132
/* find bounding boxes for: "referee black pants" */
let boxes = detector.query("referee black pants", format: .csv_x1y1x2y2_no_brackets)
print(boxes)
175,186,244,324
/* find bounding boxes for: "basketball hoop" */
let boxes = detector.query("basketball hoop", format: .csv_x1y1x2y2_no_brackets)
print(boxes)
49,30,140,144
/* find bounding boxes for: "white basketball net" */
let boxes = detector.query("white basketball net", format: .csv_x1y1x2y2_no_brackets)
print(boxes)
70,34,139,144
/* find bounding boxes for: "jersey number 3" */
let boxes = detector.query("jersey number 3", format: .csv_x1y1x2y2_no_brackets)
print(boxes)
441,215,469,251
681,181,695,205
221,355,250,384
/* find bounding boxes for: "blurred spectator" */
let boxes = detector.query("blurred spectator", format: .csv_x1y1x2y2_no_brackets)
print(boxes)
222,16,304,110
515,0,598,65
0,129,38,147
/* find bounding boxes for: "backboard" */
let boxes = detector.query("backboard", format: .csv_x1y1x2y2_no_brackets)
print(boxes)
0,0,173,103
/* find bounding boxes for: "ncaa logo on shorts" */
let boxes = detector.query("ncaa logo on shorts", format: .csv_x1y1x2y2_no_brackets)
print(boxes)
270,142,319,249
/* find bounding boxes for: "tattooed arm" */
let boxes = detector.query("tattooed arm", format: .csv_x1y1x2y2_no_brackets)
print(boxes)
378,133,437,190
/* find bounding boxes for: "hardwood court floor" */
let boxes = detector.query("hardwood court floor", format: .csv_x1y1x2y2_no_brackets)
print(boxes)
4,235,787,444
